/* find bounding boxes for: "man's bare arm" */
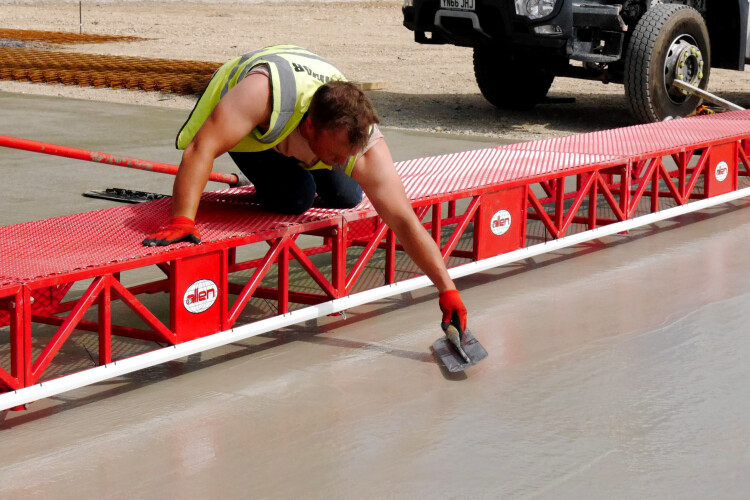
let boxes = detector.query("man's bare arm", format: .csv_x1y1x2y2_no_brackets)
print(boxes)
171,74,272,219
352,140,456,293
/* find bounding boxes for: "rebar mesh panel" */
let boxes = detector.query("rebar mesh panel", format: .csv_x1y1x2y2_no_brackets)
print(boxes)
0,29,145,44
0,47,219,95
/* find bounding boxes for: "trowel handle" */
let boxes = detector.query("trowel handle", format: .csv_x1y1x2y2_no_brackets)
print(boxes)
441,311,464,339
440,321,471,364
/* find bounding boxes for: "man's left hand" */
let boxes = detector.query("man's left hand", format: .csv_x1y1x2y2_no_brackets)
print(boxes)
142,216,201,247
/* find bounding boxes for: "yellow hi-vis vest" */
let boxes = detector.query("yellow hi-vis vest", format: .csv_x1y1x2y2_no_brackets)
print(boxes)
176,45,358,175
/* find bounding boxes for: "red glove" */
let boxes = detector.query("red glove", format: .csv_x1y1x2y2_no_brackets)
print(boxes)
142,216,201,247
439,289,467,333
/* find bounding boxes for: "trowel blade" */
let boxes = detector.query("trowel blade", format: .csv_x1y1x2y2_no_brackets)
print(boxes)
432,329,488,372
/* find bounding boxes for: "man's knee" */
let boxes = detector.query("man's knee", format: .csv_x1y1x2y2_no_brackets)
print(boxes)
258,185,316,215
283,194,316,214
323,187,363,209
312,170,363,209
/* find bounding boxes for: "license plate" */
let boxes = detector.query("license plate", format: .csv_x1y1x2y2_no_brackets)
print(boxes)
440,0,475,11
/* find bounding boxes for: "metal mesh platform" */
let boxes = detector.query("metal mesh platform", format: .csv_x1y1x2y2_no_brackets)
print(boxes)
0,188,343,285
3,110,750,288
0,153,625,286
396,149,624,200
501,110,750,158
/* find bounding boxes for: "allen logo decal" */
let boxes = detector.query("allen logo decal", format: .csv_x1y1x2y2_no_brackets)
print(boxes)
490,209,511,236
715,161,728,182
183,279,218,314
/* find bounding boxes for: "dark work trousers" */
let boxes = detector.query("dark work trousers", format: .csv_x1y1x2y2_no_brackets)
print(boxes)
229,149,363,215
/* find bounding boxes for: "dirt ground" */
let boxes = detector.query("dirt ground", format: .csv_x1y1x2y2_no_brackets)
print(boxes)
2,0,750,141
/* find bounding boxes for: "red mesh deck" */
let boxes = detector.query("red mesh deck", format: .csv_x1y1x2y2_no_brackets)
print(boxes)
396,149,623,201
1,110,749,287
0,149,626,286
0,188,345,285
501,110,750,158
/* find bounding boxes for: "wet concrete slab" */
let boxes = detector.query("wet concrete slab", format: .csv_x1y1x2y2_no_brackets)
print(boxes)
1,92,750,498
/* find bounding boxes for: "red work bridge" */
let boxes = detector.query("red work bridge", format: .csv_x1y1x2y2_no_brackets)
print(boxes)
2,111,750,410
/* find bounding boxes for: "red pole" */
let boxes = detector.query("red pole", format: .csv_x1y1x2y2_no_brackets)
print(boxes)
0,134,238,185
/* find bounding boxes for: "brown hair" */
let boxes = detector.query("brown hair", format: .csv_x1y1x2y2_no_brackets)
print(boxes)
308,81,380,149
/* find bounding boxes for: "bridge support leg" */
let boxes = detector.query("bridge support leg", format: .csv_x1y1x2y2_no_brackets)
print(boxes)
705,143,737,197
474,187,527,260
170,251,223,342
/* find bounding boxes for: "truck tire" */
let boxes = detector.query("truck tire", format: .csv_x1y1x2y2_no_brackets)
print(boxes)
625,4,710,123
473,47,554,110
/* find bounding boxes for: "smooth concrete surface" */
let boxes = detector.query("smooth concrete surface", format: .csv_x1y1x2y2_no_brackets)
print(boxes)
2,93,750,499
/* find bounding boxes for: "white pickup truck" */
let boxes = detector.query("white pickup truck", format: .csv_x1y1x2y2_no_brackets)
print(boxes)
403,1,750,122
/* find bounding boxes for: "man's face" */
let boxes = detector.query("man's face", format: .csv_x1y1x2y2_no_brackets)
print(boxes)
308,126,360,166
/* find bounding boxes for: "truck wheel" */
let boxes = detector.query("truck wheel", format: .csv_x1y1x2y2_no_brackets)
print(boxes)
473,47,554,110
625,3,710,123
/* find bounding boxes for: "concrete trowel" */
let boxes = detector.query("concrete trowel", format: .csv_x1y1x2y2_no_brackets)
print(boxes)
433,313,488,372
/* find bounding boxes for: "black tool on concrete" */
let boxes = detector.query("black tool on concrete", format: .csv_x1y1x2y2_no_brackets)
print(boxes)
433,313,488,372
83,187,170,204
